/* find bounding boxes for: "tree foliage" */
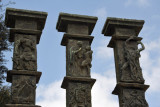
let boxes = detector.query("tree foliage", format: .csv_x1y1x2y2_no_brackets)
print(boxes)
0,86,11,106
0,1,13,106
0,0,12,85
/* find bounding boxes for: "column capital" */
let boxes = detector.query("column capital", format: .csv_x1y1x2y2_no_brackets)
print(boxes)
102,17,144,36
56,13,98,35
5,8,47,44
61,33,94,46
112,82,149,95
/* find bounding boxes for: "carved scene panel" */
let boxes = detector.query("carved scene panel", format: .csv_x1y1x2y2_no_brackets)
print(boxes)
115,37,145,83
120,88,148,107
66,82,92,107
66,39,92,77
11,75,36,104
13,34,37,71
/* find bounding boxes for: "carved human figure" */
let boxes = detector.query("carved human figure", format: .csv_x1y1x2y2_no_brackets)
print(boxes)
13,37,36,71
70,41,83,63
120,36,144,82
69,41,84,75
81,46,93,75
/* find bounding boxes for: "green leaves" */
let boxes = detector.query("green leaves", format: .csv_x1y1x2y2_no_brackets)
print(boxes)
0,86,11,107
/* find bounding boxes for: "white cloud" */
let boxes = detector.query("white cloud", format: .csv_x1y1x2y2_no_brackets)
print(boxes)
125,0,150,7
95,39,113,59
36,81,65,107
96,46,113,59
92,72,118,107
94,7,107,19
36,71,118,107
140,38,160,92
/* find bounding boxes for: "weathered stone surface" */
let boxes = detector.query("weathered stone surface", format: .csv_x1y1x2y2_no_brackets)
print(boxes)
5,8,47,30
102,17,144,36
67,40,93,77
56,12,98,35
11,75,36,104
7,70,41,83
57,13,97,107
5,8,47,44
102,17,145,84
13,34,37,71
66,82,92,107
119,88,148,107
118,36,145,83
5,8,47,107
112,82,149,95
102,17,149,107
9,28,42,44
61,33,94,46
61,76,96,89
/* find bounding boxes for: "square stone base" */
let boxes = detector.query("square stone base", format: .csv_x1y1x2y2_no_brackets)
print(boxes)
5,104,41,107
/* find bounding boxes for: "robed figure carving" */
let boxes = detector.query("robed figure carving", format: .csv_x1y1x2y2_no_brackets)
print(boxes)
69,41,92,77
13,37,37,71
120,36,145,83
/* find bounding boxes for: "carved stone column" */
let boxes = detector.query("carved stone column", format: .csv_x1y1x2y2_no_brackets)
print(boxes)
5,8,47,107
102,17,149,107
56,13,97,107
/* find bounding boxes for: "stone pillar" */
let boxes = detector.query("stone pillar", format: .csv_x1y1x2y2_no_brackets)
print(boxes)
56,13,97,107
5,8,47,107
102,17,149,107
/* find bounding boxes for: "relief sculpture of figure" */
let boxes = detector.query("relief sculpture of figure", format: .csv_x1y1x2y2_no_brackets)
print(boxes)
13,39,22,70
81,46,93,75
75,87,86,106
69,41,84,75
13,37,36,71
120,36,145,82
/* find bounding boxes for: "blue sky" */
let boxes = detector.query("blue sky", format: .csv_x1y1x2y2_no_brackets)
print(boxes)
2,0,160,106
